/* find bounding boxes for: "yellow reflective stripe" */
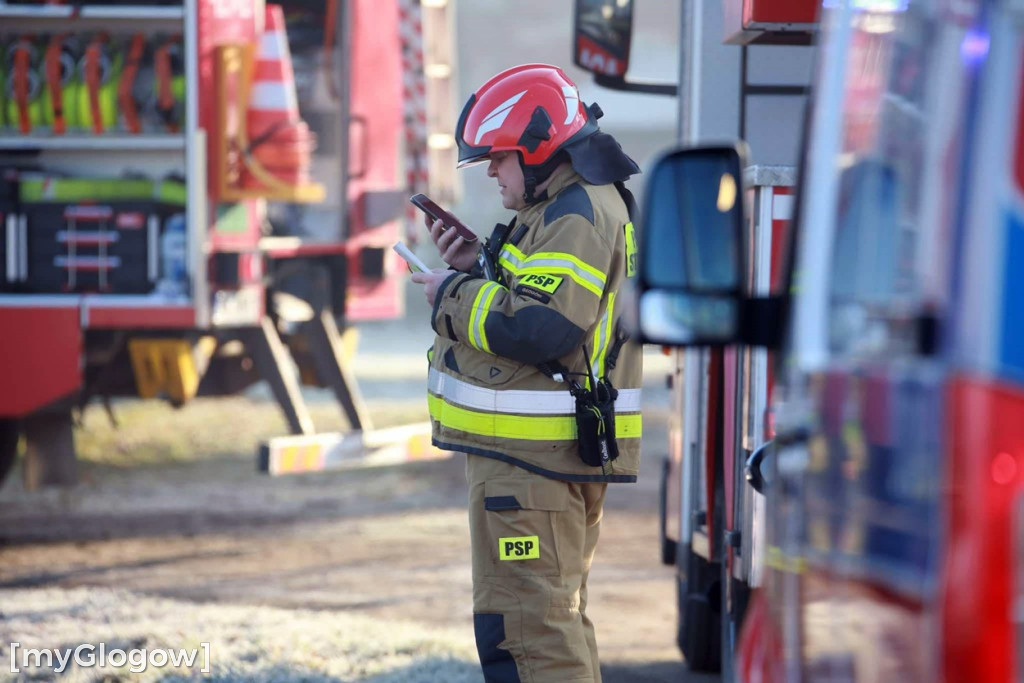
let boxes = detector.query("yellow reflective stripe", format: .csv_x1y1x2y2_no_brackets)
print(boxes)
624,222,638,277
528,250,604,282
477,282,502,353
615,411,643,438
428,393,642,441
592,292,615,379
498,254,518,274
501,243,528,261
468,285,488,349
500,244,606,297
468,282,502,351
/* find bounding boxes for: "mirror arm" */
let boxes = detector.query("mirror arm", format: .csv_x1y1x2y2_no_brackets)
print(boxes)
593,73,679,96
739,295,785,349
745,440,773,494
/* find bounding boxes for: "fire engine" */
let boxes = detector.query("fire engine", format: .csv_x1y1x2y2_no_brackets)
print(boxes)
0,0,456,489
579,0,1024,679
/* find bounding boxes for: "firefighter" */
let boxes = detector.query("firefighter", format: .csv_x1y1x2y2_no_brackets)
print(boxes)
411,64,642,682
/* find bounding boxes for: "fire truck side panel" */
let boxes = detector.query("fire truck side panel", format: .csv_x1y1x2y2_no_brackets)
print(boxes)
945,377,1024,681
343,0,404,321
0,305,81,417
198,0,259,199
740,1,1003,679
942,4,1024,681
198,0,262,331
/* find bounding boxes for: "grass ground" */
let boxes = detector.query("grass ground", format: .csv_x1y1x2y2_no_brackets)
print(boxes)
68,396,429,468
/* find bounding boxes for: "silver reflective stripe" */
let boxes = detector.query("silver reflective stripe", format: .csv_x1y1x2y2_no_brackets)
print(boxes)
6,215,16,282
521,257,605,291
147,215,159,282
499,248,606,293
499,248,525,270
428,367,642,415
18,216,27,282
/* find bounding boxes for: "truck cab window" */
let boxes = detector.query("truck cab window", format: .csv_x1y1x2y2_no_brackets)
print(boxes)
827,9,930,360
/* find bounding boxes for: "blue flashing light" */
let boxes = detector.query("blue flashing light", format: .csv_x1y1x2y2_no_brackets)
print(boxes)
822,0,908,11
961,29,991,64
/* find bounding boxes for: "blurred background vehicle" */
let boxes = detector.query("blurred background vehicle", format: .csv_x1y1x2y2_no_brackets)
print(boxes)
0,0,458,488
0,4,696,681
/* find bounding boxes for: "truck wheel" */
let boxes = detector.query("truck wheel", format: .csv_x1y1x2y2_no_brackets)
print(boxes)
677,551,722,672
0,420,19,488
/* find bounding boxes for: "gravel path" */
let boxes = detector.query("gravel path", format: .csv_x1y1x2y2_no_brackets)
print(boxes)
1,586,481,682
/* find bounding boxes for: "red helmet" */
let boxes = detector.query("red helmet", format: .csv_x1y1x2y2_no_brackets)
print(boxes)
455,64,599,171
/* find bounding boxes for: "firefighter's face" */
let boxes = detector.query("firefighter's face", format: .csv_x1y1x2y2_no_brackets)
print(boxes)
487,151,526,210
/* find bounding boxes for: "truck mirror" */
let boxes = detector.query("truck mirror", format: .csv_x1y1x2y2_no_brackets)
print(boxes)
573,0,633,78
633,145,747,347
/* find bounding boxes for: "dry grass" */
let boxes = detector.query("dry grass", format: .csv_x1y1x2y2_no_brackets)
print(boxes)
72,396,429,468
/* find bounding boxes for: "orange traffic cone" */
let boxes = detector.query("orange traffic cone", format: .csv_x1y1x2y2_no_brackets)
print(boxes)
243,4,315,189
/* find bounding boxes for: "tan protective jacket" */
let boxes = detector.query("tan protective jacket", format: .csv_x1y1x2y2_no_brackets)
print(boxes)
427,166,642,482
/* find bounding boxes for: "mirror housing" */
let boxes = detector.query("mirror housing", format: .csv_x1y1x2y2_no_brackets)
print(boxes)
573,0,679,96
630,145,784,349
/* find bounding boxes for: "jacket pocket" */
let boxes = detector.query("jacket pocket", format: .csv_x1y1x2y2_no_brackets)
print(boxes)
451,344,525,387
479,476,568,578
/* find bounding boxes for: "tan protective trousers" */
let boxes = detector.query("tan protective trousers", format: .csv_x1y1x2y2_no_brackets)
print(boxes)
467,454,608,683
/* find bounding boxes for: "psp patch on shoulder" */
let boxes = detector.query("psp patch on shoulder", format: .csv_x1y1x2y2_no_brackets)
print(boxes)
498,535,540,561
518,273,563,294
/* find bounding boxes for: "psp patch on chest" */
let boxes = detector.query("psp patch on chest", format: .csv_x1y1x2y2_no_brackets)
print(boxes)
518,273,563,294
498,535,540,561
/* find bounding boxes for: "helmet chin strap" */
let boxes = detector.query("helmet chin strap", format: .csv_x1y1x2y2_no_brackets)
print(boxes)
522,168,546,205
517,103,605,205
520,151,568,205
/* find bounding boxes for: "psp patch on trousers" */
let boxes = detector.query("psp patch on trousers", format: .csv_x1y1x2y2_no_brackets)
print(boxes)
498,535,540,560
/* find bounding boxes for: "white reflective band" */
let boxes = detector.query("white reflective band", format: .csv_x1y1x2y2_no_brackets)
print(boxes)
561,85,579,125
773,193,794,221
249,82,298,112
260,33,284,60
428,367,642,415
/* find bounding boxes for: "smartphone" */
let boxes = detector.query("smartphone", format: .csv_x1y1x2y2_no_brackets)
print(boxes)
410,193,478,243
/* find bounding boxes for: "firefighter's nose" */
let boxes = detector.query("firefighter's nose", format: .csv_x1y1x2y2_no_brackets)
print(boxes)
487,160,498,178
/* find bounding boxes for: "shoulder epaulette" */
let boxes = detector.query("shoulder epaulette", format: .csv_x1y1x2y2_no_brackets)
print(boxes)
544,183,594,226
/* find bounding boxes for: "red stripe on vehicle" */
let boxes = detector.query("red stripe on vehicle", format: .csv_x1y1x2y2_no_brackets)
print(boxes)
943,375,1024,681
86,306,195,329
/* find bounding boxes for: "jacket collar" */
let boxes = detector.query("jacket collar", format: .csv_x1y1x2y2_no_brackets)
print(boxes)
517,165,582,224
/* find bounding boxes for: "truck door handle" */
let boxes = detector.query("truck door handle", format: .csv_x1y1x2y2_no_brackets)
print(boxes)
349,115,368,181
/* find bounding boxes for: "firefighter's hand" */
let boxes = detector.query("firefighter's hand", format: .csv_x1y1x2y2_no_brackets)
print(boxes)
410,268,452,307
427,217,478,272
